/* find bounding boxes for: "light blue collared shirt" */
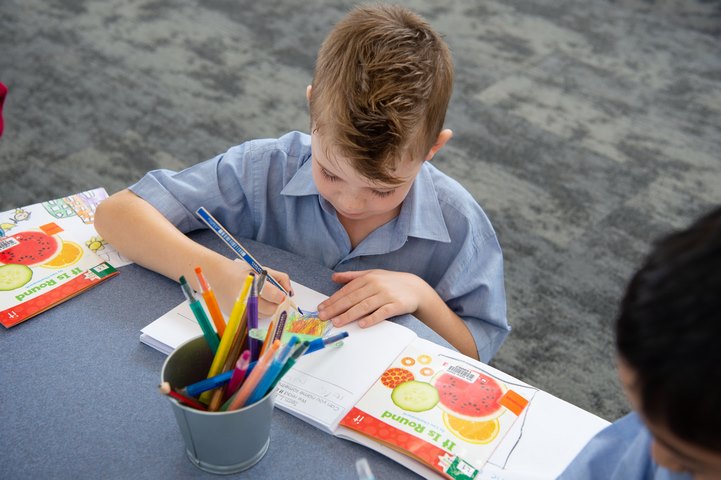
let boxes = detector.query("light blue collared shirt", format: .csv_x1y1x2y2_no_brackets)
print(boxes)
130,131,509,361
558,412,692,480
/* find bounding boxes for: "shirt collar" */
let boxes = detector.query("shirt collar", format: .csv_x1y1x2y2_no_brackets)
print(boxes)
400,164,451,243
281,157,318,196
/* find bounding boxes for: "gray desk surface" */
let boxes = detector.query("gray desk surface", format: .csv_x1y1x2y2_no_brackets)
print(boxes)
2,230,454,479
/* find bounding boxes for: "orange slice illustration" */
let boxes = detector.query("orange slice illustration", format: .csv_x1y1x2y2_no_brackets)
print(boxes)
41,241,84,269
442,412,500,444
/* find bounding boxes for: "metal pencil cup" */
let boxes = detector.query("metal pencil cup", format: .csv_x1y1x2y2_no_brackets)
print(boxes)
161,336,274,474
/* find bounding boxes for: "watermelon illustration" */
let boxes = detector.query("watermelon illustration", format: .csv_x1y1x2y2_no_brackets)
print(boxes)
380,367,415,389
432,369,506,421
0,231,61,267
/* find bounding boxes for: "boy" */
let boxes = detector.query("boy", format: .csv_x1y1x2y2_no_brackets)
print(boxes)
559,206,721,479
95,4,508,362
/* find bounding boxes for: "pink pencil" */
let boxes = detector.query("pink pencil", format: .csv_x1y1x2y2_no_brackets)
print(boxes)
224,349,251,401
226,340,280,411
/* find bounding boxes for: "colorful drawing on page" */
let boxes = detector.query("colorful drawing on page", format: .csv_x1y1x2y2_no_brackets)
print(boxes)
42,188,109,224
286,309,332,337
0,208,32,237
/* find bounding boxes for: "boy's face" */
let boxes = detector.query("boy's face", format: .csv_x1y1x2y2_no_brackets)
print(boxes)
310,130,423,230
618,360,721,479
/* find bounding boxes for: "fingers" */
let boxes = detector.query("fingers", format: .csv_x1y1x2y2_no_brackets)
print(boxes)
261,267,294,297
318,277,367,319
257,297,280,317
330,270,366,284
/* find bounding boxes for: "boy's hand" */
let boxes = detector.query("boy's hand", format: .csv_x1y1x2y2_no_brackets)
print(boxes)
212,259,291,317
317,269,426,328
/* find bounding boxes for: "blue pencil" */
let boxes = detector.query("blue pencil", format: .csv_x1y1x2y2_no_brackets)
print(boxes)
305,331,349,355
180,370,233,398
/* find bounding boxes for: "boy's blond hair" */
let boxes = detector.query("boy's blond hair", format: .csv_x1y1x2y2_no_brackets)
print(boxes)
310,4,454,184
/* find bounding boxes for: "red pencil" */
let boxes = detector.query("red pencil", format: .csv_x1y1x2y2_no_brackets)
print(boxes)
159,382,207,411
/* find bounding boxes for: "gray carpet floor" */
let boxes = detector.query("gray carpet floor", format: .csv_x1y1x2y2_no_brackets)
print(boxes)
2,0,720,423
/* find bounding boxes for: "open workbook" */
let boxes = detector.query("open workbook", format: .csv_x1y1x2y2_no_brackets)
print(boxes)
141,283,540,479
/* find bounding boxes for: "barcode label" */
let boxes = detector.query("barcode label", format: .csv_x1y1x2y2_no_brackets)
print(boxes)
446,365,479,383
0,237,20,252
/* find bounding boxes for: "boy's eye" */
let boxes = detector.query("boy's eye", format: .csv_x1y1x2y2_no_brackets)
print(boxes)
372,189,395,198
321,168,339,182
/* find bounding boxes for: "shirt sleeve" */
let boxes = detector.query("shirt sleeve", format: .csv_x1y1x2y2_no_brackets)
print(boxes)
437,224,510,363
128,143,256,238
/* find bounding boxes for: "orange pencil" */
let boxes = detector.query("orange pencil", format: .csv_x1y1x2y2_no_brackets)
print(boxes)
227,339,281,411
259,320,275,357
195,267,226,338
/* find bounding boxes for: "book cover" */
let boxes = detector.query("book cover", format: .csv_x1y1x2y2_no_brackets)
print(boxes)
0,188,121,327
338,340,536,479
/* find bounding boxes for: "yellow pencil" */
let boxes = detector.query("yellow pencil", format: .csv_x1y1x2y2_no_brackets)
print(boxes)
199,273,254,404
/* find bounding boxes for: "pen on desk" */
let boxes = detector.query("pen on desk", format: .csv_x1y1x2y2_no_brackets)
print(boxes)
224,349,251,399
194,266,226,337
355,457,376,480
268,340,311,390
226,339,281,411
305,331,349,355
159,382,207,411
195,207,289,295
199,273,254,404
246,336,299,405
180,275,219,353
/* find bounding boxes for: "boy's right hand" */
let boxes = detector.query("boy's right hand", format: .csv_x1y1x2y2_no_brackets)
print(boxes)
209,257,291,318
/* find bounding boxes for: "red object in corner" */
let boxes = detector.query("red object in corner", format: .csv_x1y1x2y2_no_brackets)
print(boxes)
0,81,7,137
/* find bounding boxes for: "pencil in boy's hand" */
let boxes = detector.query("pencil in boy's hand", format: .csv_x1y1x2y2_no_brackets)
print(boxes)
195,207,288,295
159,382,207,411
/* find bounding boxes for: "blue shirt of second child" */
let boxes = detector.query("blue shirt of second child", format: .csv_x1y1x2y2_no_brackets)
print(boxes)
558,412,692,480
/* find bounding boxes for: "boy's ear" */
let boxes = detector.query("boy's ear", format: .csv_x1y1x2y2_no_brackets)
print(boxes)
306,85,312,102
424,129,453,161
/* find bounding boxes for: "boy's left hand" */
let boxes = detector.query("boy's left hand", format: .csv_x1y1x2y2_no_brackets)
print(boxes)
317,269,425,328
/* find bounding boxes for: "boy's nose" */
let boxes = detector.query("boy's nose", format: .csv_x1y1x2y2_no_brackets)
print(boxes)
337,193,365,213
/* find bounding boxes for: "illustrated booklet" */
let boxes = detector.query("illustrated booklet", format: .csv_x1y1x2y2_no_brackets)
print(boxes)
0,188,124,327
140,283,537,479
